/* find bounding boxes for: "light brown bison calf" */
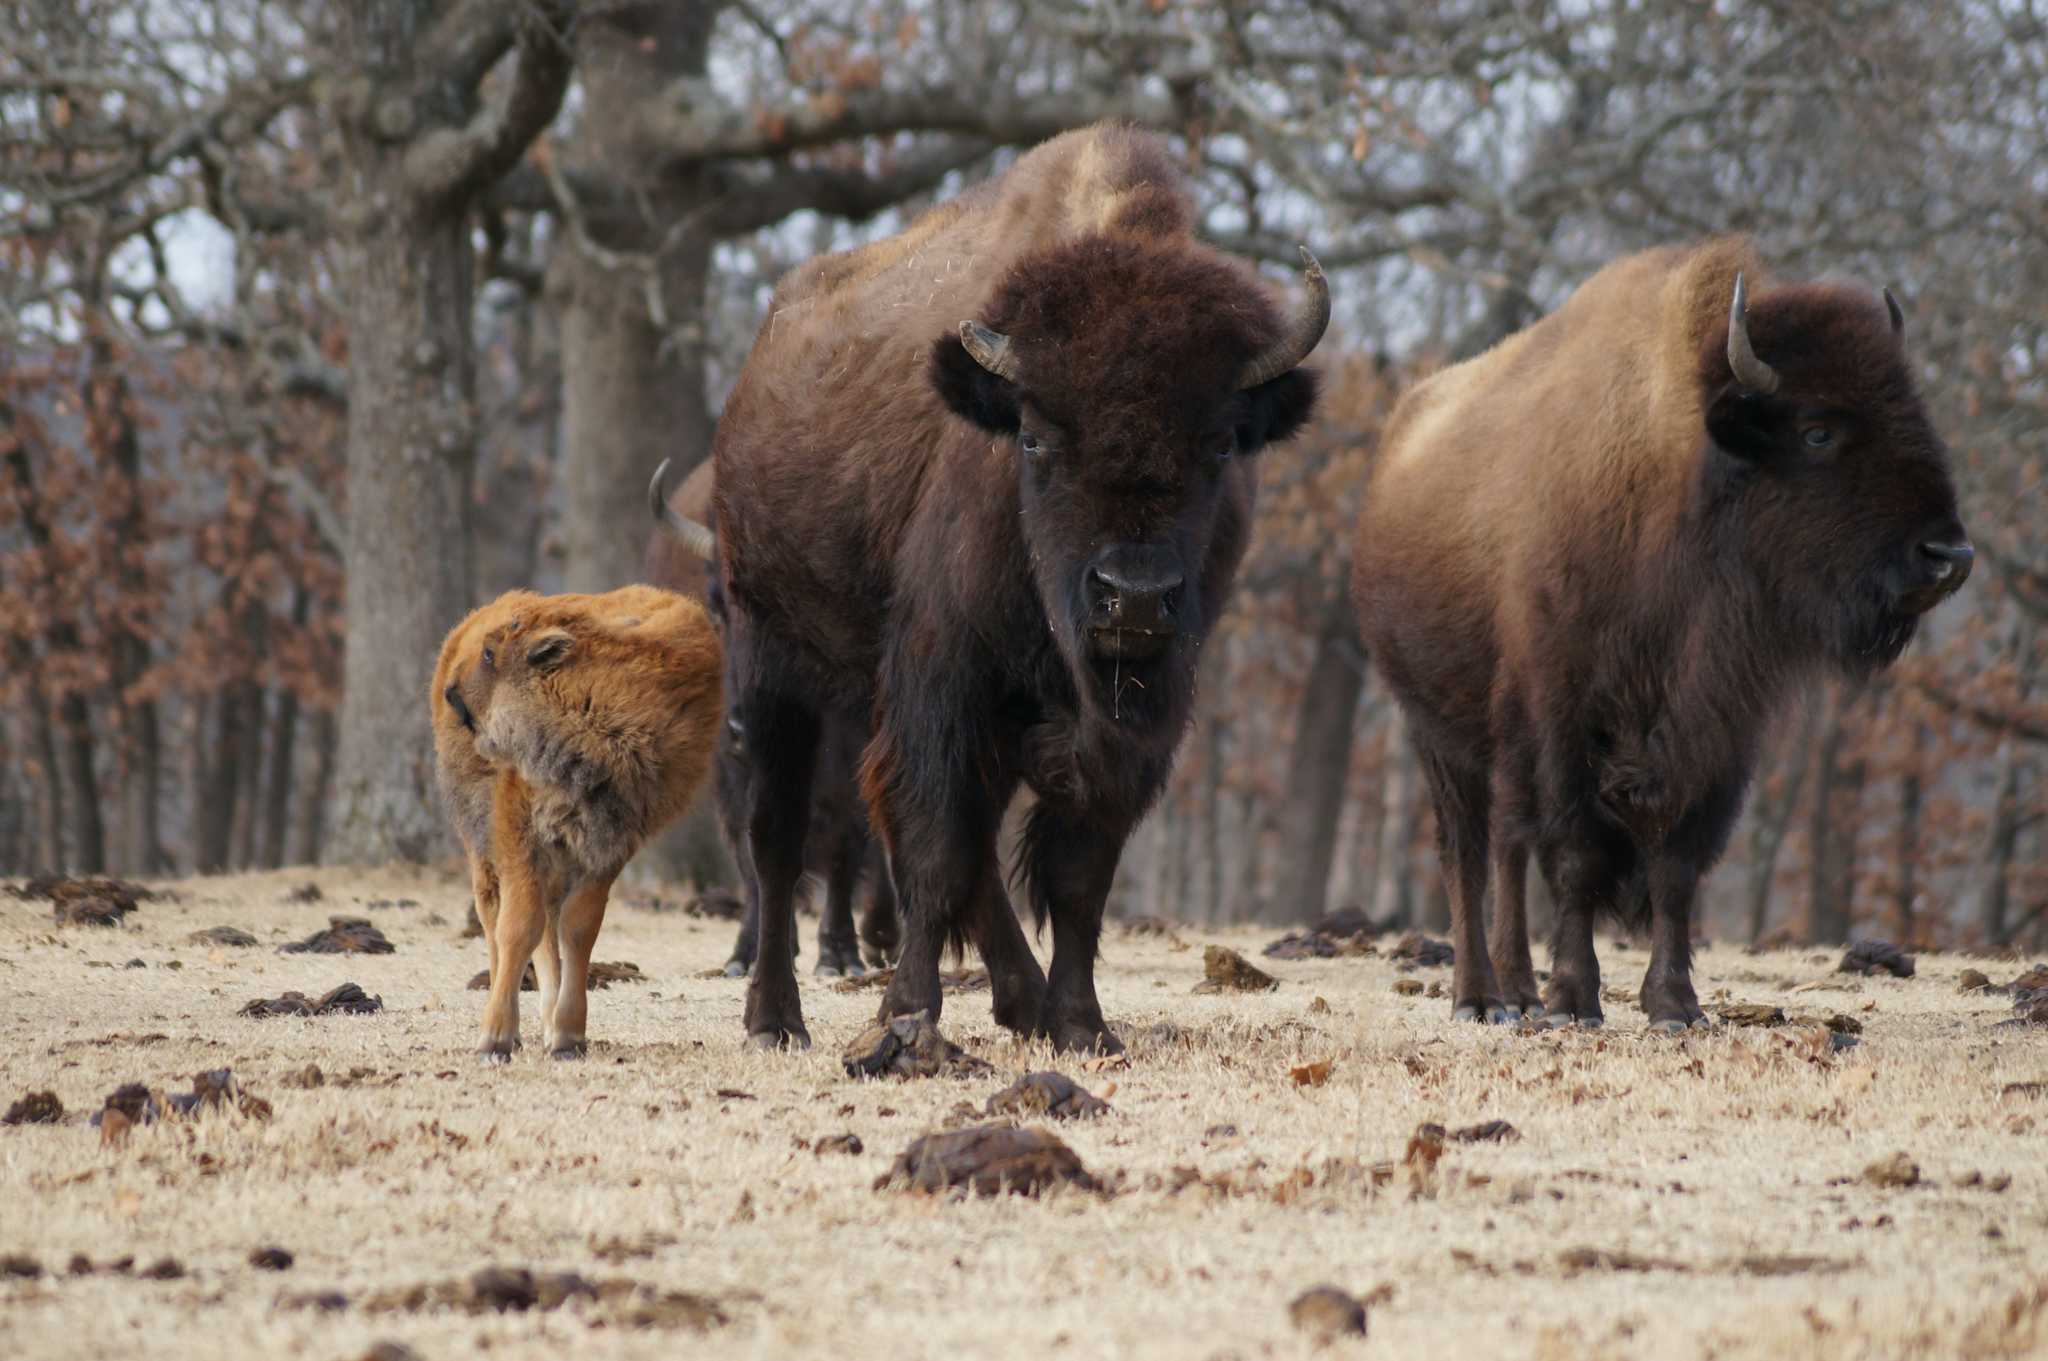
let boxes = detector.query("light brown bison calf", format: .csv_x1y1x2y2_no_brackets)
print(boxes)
431,585,720,1060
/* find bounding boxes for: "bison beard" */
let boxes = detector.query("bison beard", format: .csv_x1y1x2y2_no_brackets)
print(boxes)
1353,238,1970,1031
711,124,1324,1051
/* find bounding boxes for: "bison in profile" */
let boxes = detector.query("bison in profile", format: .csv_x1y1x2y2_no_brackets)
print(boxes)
432,585,721,1060
713,123,1328,1050
647,457,899,978
1353,238,1971,1031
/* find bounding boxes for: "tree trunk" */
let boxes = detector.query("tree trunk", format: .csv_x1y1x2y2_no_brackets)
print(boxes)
8,638,66,873
1196,704,1212,916
197,685,253,874
324,15,480,864
1808,680,1869,945
232,688,267,870
554,6,719,595
1267,598,1367,924
85,317,167,875
324,0,570,864
1895,722,1925,943
297,708,338,866
1981,613,2042,945
1745,687,1823,942
0,415,105,872
1372,719,1418,926
188,693,218,871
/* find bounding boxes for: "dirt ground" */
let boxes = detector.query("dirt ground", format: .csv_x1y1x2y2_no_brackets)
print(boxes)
3,866,2046,1361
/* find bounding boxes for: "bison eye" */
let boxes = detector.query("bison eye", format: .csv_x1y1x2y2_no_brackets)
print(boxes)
1801,425,1835,449
482,646,495,667
1216,434,1237,464
1019,432,1046,460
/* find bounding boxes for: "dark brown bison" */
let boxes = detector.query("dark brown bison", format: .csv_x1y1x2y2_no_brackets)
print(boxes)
712,123,1328,1050
646,458,898,978
1352,238,1972,1032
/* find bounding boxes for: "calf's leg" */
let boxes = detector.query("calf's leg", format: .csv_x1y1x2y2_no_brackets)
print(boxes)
548,872,618,1058
479,858,547,1061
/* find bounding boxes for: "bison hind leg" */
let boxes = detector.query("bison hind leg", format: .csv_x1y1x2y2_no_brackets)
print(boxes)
1415,745,1508,1024
734,686,819,1052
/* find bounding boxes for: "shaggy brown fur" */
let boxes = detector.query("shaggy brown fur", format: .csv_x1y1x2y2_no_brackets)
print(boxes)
713,123,1323,1051
645,459,899,979
1353,238,1970,1031
431,586,721,1060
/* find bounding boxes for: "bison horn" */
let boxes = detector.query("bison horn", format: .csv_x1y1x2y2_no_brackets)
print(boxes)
1883,286,1905,339
1236,245,1332,391
958,321,1022,384
647,457,715,559
1726,272,1780,395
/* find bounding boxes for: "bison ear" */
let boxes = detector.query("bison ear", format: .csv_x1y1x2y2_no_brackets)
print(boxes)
1237,367,1320,452
1703,386,1778,463
929,333,1021,433
525,630,574,671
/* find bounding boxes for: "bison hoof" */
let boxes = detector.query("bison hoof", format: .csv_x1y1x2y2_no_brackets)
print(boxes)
744,1026,811,1053
1539,1012,1603,1031
476,1039,519,1064
548,1040,589,1060
813,942,865,979
1452,1002,1512,1025
1502,1003,1545,1023
722,957,750,979
1050,1022,1123,1057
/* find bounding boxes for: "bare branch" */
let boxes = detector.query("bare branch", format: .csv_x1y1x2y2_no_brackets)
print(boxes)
638,83,1179,168
707,138,995,236
404,4,577,211
0,73,313,213
1910,679,2048,745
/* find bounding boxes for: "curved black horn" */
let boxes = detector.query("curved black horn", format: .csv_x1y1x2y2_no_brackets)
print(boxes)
647,458,716,559
1883,286,1905,339
1236,246,1332,390
1726,272,1780,395
958,321,1022,383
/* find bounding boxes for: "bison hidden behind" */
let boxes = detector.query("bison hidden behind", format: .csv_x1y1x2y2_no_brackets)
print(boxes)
646,457,900,979
1353,238,1970,1031
432,586,721,1060
713,123,1327,1051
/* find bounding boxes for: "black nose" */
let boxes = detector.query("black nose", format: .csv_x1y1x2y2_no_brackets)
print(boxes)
1088,548,1185,632
1918,536,1974,591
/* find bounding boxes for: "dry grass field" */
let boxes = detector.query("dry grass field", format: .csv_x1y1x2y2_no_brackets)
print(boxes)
3,866,2046,1361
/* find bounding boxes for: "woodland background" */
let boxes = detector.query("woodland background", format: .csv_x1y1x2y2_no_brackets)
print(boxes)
1,0,2043,948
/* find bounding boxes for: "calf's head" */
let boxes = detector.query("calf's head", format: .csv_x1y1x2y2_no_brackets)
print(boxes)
1704,273,1971,672
931,238,1325,725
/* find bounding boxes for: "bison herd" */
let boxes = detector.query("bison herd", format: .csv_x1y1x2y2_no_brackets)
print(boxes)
433,123,1971,1062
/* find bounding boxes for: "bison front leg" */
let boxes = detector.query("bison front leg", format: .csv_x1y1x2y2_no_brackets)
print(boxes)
874,792,998,1034
1018,803,1127,1055
737,690,819,1051
1639,791,1737,1033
